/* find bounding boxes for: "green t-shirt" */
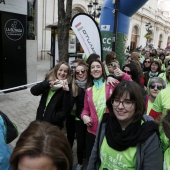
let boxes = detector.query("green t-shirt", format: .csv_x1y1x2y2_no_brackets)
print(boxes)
165,56,170,59
164,147,170,170
140,55,145,64
46,89,56,106
159,125,170,153
159,73,170,87
152,87,170,152
147,99,153,115
92,83,106,122
100,137,137,170
152,87,170,116
161,64,166,71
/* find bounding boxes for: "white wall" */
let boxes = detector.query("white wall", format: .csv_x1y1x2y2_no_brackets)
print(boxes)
127,0,170,49
0,0,27,15
26,40,37,83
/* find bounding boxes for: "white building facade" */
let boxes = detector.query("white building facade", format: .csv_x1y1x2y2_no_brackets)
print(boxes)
128,0,170,50
34,0,170,60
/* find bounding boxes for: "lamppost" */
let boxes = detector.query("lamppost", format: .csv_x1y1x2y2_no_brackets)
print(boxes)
112,0,120,52
87,0,101,20
145,22,152,47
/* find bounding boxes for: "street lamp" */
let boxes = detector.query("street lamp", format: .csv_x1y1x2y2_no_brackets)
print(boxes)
145,22,152,46
87,0,101,20
112,0,120,52
145,22,152,32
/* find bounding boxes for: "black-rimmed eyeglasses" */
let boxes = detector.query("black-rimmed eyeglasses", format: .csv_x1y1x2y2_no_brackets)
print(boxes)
111,99,135,109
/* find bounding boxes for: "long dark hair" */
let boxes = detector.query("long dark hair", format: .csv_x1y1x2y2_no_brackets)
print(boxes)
122,63,141,86
150,60,162,73
106,81,145,122
86,60,107,88
86,53,100,65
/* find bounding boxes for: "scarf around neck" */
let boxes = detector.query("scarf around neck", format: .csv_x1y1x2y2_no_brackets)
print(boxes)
93,77,104,88
75,79,87,89
149,71,159,78
103,113,159,151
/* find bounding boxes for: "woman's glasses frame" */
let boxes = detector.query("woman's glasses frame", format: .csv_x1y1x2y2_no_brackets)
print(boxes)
149,84,163,90
75,69,86,75
144,60,151,64
123,70,131,75
111,99,135,109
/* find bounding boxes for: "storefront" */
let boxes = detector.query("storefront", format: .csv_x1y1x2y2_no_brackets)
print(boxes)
0,0,27,89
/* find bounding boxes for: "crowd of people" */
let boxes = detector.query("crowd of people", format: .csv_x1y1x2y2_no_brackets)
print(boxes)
1,47,170,170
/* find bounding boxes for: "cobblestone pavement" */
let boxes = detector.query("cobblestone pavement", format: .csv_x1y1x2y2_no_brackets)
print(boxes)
0,60,50,147
0,60,78,165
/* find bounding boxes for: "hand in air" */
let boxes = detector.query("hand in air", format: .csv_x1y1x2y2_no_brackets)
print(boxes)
113,68,124,78
106,77,119,87
62,79,69,91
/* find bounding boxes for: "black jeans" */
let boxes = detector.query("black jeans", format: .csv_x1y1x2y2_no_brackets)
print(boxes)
75,120,87,164
86,131,96,160
66,114,76,148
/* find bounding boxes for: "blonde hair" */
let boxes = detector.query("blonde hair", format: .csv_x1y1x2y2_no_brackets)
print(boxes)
130,52,144,77
45,61,72,83
72,62,88,97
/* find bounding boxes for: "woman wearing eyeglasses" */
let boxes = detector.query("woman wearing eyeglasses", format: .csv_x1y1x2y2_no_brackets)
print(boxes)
142,57,151,72
81,60,117,164
145,77,166,115
87,81,163,170
69,61,88,169
122,63,144,88
144,60,164,94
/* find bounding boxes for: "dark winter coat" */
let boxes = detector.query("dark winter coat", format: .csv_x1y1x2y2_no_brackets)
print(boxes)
68,86,85,119
30,80,72,128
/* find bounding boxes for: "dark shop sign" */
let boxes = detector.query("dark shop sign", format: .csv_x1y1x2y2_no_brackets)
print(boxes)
4,19,24,41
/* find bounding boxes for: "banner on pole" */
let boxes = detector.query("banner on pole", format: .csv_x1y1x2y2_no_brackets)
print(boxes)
71,13,102,60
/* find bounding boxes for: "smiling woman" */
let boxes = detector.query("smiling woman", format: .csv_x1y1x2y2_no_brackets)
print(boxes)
81,60,117,164
87,81,163,170
66,61,89,169
30,61,72,129
81,60,132,164
145,77,166,115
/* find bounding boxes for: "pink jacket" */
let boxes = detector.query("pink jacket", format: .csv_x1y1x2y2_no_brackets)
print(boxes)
81,84,114,135
81,73,131,135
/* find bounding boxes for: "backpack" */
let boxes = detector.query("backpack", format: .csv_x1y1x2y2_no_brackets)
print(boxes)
0,110,18,144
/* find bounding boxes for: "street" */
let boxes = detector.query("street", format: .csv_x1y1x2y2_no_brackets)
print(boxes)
0,60,77,165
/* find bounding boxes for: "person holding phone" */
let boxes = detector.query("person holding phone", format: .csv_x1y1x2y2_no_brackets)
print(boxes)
30,61,72,129
107,60,131,82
